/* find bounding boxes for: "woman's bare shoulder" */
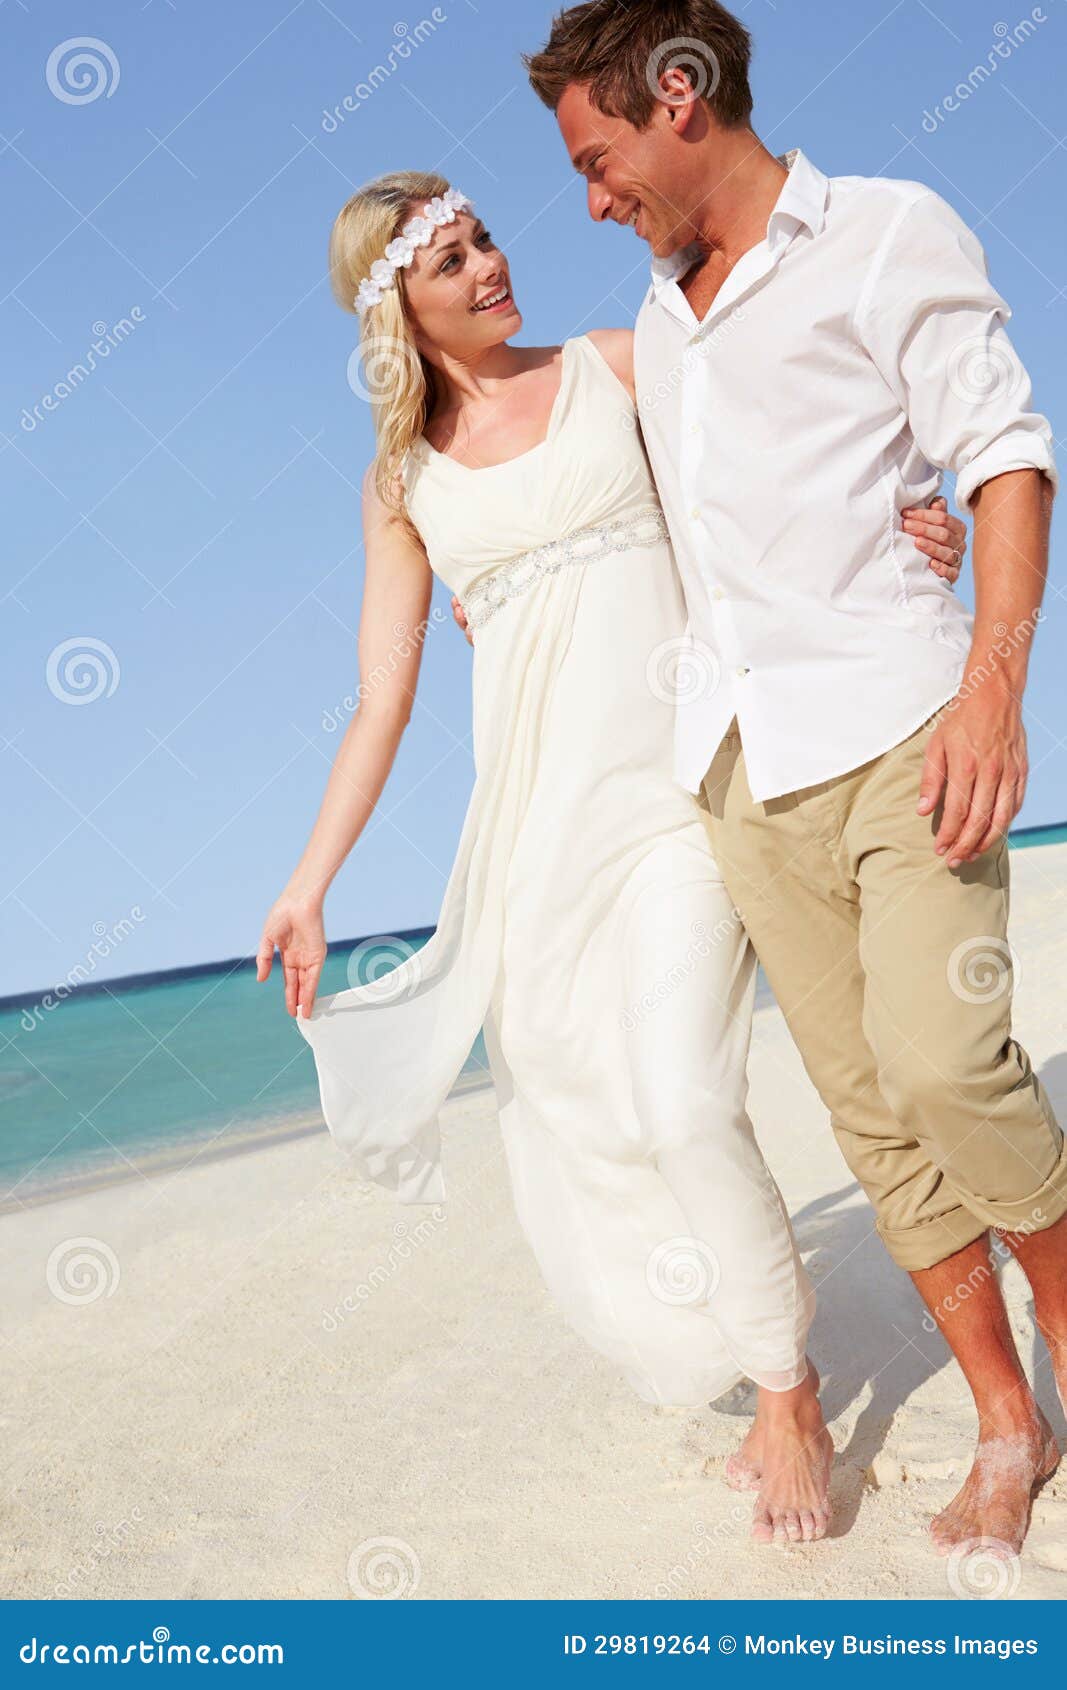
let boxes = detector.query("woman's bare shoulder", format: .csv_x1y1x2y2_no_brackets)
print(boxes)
583,328,635,399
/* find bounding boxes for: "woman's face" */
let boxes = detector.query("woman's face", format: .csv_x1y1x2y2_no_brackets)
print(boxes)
401,211,522,356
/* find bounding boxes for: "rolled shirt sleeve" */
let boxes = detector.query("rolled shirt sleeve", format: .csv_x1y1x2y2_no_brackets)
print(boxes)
855,188,1058,513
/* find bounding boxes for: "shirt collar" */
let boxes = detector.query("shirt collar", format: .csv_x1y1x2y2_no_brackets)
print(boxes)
648,147,828,294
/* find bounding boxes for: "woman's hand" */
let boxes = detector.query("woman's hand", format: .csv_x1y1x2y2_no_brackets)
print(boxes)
256,896,327,1020
901,494,967,581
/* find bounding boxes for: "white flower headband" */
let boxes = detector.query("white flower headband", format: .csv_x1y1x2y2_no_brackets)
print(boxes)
354,186,473,315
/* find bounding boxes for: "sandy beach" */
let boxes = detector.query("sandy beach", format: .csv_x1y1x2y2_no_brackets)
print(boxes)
3,842,1066,1602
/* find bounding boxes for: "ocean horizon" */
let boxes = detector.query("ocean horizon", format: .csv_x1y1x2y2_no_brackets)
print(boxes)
3,820,1063,1212
0,927,495,1213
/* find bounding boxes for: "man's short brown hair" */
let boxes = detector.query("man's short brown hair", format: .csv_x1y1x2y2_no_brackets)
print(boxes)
524,0,753,129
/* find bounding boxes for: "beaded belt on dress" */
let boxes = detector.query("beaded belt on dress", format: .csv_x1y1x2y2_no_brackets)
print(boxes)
460,506,670,631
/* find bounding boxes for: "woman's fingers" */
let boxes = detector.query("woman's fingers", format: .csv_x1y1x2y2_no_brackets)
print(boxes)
913,535,962,578
452,594,474,647
297,962,323,1020
903,514,952,545
255,930,275,981
259,903,326,1016
902,499,967,581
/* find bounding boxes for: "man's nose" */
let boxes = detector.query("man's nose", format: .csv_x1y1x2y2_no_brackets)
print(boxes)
587,183,613,222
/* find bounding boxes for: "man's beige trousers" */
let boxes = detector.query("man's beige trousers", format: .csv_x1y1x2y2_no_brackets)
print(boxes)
697,714,1067,1272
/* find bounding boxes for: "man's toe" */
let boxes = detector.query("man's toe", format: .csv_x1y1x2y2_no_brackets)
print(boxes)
750,1504,774,1545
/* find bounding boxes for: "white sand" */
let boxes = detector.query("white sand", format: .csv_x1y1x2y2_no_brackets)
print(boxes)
3,844,1067,1601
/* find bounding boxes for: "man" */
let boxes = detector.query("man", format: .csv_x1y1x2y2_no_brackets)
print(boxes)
521,0,1065,1561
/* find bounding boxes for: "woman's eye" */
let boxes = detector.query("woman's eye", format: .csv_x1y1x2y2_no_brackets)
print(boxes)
440,231,493,274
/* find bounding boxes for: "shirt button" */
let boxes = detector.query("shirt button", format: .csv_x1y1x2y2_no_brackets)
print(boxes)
689,423,700,435
712,587,726,601
689,507,700,520
735,666,750,677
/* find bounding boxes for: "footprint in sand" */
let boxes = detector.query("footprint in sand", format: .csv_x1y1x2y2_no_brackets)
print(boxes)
1030,1540,1067,1573
866,1453,962,1489
1027,1496,1067,1572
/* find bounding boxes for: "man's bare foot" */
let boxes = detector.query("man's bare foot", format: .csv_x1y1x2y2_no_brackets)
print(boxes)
747,1365,833,1545
724,1360,820,1494
930,1410,1060,1558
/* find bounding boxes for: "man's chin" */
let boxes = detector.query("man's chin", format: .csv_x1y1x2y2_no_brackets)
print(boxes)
646,226,689,261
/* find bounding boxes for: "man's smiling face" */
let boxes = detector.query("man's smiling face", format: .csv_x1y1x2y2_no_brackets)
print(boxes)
557,81,697,260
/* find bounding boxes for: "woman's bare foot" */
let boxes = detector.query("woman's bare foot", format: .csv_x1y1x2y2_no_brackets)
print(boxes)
930,1410,1060,1558
743,1363,833,1544
723,1430,762,1492
723,1360,821,1495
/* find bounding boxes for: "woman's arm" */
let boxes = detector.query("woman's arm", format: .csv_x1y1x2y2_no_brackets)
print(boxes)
257,466,434,1019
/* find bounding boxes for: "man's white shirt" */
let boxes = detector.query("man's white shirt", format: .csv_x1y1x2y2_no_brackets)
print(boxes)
633,147,1058,803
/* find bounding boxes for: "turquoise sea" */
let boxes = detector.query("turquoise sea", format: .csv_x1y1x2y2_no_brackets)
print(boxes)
2,821,1062,1210
0,931,487,1211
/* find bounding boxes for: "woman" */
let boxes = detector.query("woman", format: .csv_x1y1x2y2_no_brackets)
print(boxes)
257,173,968,1545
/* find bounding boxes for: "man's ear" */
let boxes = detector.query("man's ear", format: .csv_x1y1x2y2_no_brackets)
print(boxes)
657,68,702,136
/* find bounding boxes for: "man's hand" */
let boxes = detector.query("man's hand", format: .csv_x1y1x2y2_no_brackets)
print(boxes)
451,595,473,646
918,681,1028,867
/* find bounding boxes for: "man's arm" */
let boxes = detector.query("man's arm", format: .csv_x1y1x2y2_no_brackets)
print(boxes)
856,187,1058,865
918,468,1052,866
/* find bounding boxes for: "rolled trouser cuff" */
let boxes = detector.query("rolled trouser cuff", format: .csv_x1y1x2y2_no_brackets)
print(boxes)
877,1134,1067,1272
877,1204,990,1274
960,1131,1067,1243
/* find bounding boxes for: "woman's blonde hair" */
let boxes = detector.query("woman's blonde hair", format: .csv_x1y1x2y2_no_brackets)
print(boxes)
329,171,452,520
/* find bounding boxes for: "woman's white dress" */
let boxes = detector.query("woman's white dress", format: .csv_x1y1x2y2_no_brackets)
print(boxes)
298,336,814,1406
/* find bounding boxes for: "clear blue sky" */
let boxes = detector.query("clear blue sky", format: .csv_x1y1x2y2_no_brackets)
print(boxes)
3,0,1065,998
